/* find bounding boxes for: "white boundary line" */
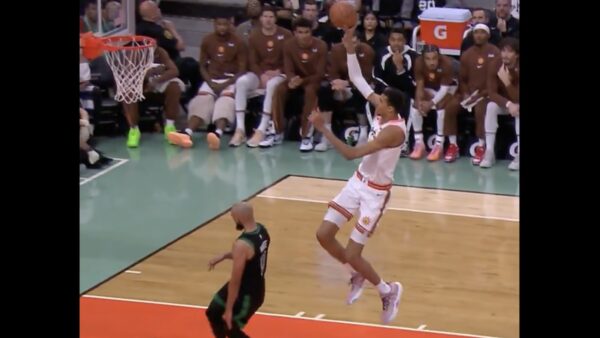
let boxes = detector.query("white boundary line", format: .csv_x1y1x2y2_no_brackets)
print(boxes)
82,295,499,338
256,194,519,222
125,270,142,274
80,158,129,186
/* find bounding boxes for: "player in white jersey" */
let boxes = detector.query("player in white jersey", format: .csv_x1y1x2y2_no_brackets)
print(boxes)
309,25,406,324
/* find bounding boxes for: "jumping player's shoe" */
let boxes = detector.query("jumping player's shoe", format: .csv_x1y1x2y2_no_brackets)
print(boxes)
346,272,365,305
380,282,403,324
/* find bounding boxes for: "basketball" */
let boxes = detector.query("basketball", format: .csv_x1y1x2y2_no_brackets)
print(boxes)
80,32,104,60
329,1,358,29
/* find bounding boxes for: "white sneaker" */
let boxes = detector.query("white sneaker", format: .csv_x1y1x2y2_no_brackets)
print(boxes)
259,133,284,148
508,154,519,171
479,150,496,168
346,272,365,305
273,133,284,145
314,139,331,152
299,137,313,152
228,129,246,147
380,282,403,324
246,130,266,148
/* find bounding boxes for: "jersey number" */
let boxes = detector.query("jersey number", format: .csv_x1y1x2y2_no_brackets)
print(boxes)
259,240,269,277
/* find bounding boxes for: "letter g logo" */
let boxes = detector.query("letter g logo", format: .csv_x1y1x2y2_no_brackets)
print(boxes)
434,25,447,40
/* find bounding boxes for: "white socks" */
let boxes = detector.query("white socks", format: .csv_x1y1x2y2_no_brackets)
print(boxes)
236,111,245,131
258,113,271,133
376,280,391,295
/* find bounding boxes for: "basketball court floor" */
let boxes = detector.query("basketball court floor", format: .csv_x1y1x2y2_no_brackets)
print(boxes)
80,133,519,338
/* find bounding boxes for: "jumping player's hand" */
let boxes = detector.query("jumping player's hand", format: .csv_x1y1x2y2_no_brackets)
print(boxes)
341,25,357,53
309,107,325,131
223,310,233,330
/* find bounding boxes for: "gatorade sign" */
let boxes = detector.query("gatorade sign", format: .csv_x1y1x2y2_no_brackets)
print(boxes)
419,8,471,55
434,25,447,40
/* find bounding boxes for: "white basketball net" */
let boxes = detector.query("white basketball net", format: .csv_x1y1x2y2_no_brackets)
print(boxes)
103,36,156,104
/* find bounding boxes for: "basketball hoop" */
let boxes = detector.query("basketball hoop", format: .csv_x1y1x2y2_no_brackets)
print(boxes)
80,33,156,104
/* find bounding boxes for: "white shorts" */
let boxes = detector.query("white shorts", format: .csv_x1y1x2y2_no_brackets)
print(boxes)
324,173,392,245
198,79,235,97
148,77,186,94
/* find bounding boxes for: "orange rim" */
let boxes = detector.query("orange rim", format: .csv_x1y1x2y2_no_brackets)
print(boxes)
80,33,156,59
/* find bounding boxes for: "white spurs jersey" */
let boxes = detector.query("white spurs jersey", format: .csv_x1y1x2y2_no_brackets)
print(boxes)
357,115,406,185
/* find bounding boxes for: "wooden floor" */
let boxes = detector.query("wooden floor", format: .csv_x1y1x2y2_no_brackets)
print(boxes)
87,177,519,338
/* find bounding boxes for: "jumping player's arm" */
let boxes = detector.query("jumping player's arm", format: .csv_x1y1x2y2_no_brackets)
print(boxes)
342,26,381,108
223,240,253,328
154,47,179,83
